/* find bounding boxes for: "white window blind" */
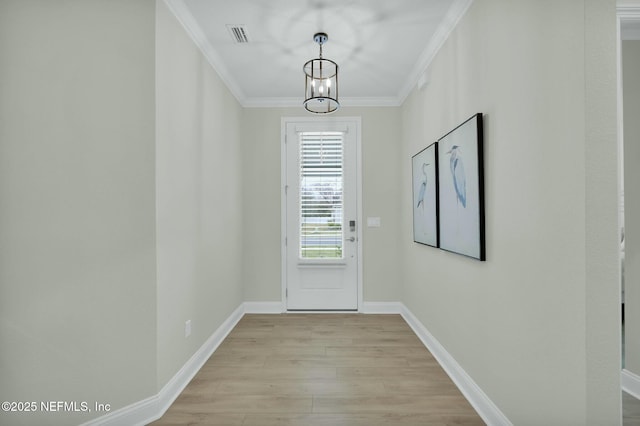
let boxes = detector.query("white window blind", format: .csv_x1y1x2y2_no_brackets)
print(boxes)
299,132,344,259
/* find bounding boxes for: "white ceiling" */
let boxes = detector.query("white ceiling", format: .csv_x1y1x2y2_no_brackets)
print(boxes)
165,0,472,107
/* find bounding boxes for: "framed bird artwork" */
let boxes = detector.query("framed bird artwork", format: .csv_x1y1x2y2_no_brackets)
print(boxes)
437,113,486,261
412,142,439,247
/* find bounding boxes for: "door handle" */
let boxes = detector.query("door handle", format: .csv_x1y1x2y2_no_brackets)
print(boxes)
345,236,355,242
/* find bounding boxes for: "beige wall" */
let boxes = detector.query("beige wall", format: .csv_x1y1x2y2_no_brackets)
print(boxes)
155,0,244,387
400,0,619,424
624,40,640,376
0,1,157,425
584,1,619,420
241,107,402,303
0,1,623,425
0,1,246,424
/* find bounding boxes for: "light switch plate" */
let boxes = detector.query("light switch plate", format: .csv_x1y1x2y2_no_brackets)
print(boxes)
367,217,381,227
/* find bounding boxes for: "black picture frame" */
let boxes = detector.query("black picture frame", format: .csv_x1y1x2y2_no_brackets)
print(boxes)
436,113,485,261
412,142,439,247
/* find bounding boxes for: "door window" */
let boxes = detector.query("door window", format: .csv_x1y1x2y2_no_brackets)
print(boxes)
299,131,344,259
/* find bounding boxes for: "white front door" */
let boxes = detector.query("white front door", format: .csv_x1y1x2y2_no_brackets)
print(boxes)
283,119,360,310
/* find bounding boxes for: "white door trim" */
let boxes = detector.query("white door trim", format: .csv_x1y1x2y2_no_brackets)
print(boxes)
618,3,640,404
281,116,363,311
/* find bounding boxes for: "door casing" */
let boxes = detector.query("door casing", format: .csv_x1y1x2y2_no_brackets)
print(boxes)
281,116,363,311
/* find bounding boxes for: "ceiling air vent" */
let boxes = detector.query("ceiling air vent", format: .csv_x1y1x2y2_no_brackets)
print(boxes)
226,25,249,43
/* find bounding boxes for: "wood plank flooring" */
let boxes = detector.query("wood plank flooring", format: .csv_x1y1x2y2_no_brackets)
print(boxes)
151,314,484,425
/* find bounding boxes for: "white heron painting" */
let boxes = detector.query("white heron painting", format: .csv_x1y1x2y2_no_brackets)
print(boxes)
437,113,485,260
447,145,466,208
412,142,438,247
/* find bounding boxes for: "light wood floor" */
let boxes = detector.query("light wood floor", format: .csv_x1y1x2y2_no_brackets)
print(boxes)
151,314,484,426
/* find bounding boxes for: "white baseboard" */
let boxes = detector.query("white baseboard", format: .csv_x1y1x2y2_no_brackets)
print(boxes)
622,369,640,400
81,303,245,426
400,304,512,426
244,301,285,313
78,393,159,426
361,301,402,314
82,301,510,426
244,301,402,314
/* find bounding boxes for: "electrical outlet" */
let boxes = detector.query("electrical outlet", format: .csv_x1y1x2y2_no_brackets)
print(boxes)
185,320,191,338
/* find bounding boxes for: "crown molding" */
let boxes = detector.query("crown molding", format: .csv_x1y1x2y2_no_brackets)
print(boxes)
618,0,640,13
163,0,472,109
242,96,402,109
396,0,475,105
241,97,300,108
162,0,248,105
618,1,640,17
338,97,402,108
618,2,640,40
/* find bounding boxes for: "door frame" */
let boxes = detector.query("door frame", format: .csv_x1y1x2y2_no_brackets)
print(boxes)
281,116,363,312
618,2,640,399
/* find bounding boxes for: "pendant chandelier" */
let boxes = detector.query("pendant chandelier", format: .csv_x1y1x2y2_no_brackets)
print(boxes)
303,32,339,114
